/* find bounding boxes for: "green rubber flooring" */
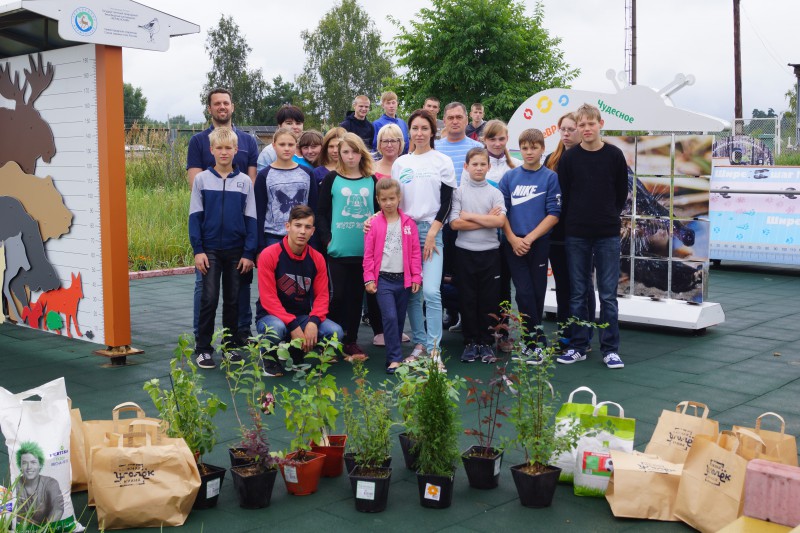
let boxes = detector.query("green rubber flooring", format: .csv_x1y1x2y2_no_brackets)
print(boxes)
2,262,800,532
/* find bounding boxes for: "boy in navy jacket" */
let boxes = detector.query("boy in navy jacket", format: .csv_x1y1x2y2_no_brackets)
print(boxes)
189,127,257,369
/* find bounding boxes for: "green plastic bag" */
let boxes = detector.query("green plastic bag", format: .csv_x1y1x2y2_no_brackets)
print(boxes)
551,387,607,483
574,401,636,497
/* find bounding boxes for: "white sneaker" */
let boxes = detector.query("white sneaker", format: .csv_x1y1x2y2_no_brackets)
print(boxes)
603,352,624,369
448,315,462,332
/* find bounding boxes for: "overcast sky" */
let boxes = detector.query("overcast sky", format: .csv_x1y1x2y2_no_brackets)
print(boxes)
122,0,800,124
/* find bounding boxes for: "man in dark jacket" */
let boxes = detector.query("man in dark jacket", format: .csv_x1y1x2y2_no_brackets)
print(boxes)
340,95,375,151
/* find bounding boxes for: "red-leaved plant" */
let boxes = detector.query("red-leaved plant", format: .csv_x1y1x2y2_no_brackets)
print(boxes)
464,364,510,457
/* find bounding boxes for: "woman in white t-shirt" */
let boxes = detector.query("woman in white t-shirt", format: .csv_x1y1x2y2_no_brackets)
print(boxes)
391,109,456,366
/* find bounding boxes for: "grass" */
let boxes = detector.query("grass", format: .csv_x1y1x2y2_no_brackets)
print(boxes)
126,123,196,271
776,149,800,166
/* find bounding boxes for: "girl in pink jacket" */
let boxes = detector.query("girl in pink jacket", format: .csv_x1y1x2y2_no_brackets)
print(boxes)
363,179,422,373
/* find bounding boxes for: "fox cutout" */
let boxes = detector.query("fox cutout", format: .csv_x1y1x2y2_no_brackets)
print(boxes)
36,272,83,338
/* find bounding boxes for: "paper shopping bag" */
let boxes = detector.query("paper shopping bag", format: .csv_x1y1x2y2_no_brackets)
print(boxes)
83,402,164,505
674,431,753,533
734,412,798,467
551,386,607,483
605,450,683,521
69,407,88,492
91,420,200,529
645,400,719,464
573,401,635,497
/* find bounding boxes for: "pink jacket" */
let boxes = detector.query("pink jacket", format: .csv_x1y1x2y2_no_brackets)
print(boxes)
363,210,422,289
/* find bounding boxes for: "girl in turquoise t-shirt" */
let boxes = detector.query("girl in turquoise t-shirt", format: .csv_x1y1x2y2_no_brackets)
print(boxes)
318,133,379,360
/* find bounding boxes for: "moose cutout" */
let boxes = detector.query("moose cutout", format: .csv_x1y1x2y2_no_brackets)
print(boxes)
0,53,56,175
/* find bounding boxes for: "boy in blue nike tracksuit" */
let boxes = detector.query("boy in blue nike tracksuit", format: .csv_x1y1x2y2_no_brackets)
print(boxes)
499,129,561,358
189,127,258,368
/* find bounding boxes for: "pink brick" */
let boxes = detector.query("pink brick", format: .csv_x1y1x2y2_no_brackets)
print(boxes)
743,459,800,527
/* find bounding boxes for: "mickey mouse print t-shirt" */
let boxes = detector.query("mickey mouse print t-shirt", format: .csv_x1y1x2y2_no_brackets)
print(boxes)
319,174,377,258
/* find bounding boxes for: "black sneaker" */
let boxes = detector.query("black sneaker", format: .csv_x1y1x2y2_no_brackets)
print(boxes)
479,345,498,364
195,351,215,369
460,344,478,363
262,358,285,377
225,349,244,363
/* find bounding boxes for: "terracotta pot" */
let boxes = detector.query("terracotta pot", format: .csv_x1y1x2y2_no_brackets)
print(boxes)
310,434,348,477
461,445,503,490
194,463,226,509
349,466,392,513
510,462,561,508
231,465,278,509
281,451,326,496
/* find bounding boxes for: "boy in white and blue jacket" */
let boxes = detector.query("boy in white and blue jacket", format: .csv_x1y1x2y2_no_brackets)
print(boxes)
499,128,561,362
189,127,258,369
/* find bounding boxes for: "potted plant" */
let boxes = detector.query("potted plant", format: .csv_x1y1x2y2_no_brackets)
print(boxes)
276,336,341,495
221,332,289,509
341,357,393,513
414,356,464,509
143,333,227,509
500,303,585,508
461,363,511,490
392,358,430,470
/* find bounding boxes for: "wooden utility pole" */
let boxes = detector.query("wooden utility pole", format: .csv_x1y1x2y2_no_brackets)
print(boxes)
733,0,743,131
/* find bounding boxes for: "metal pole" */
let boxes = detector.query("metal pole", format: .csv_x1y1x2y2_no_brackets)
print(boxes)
792,64,800,150
733,0,743,133
631,0,637,85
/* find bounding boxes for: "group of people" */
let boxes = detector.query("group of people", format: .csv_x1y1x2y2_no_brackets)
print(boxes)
186,87,628,376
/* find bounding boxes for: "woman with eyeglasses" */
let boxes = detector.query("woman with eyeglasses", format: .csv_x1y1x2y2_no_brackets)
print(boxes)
545,112,595,350
374,124,405,179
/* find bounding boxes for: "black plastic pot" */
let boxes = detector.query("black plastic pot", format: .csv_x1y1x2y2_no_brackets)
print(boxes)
344,453,392,475
510,463,561,508
398,433,419,471
229,447,254,468
230,465,277,509
416,471,455,509
349,466,392,513
461,446,503,489
194,463,226,509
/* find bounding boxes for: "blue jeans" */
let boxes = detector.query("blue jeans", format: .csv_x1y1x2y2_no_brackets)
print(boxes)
375,274,411,366
407,221,443,353
256,313,343,350
565,235,620,355
194,268,252,338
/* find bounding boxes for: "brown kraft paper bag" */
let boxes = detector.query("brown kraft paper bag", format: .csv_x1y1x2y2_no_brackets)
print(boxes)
605,450,683,521
733,412,798,467
673,430,764,533
69,407,88,492
91,420,200,530
645,400,719,464
82,401,164,505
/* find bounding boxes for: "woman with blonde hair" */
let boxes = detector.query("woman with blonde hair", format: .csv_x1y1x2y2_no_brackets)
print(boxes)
374,124,405,179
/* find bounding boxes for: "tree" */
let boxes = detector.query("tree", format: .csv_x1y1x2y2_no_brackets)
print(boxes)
258,75,304,125
298,0,394,124
752,108,777,118
123,82,148,126
201,15,267,125
389,0,578,121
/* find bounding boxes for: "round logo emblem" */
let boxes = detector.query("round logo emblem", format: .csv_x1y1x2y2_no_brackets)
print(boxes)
71,8,98,36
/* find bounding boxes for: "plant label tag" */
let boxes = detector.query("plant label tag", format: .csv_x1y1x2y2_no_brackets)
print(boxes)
494,458,501,476
356,480,375,500
284,465,298,483
206,477,221,498
424,483,441,501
